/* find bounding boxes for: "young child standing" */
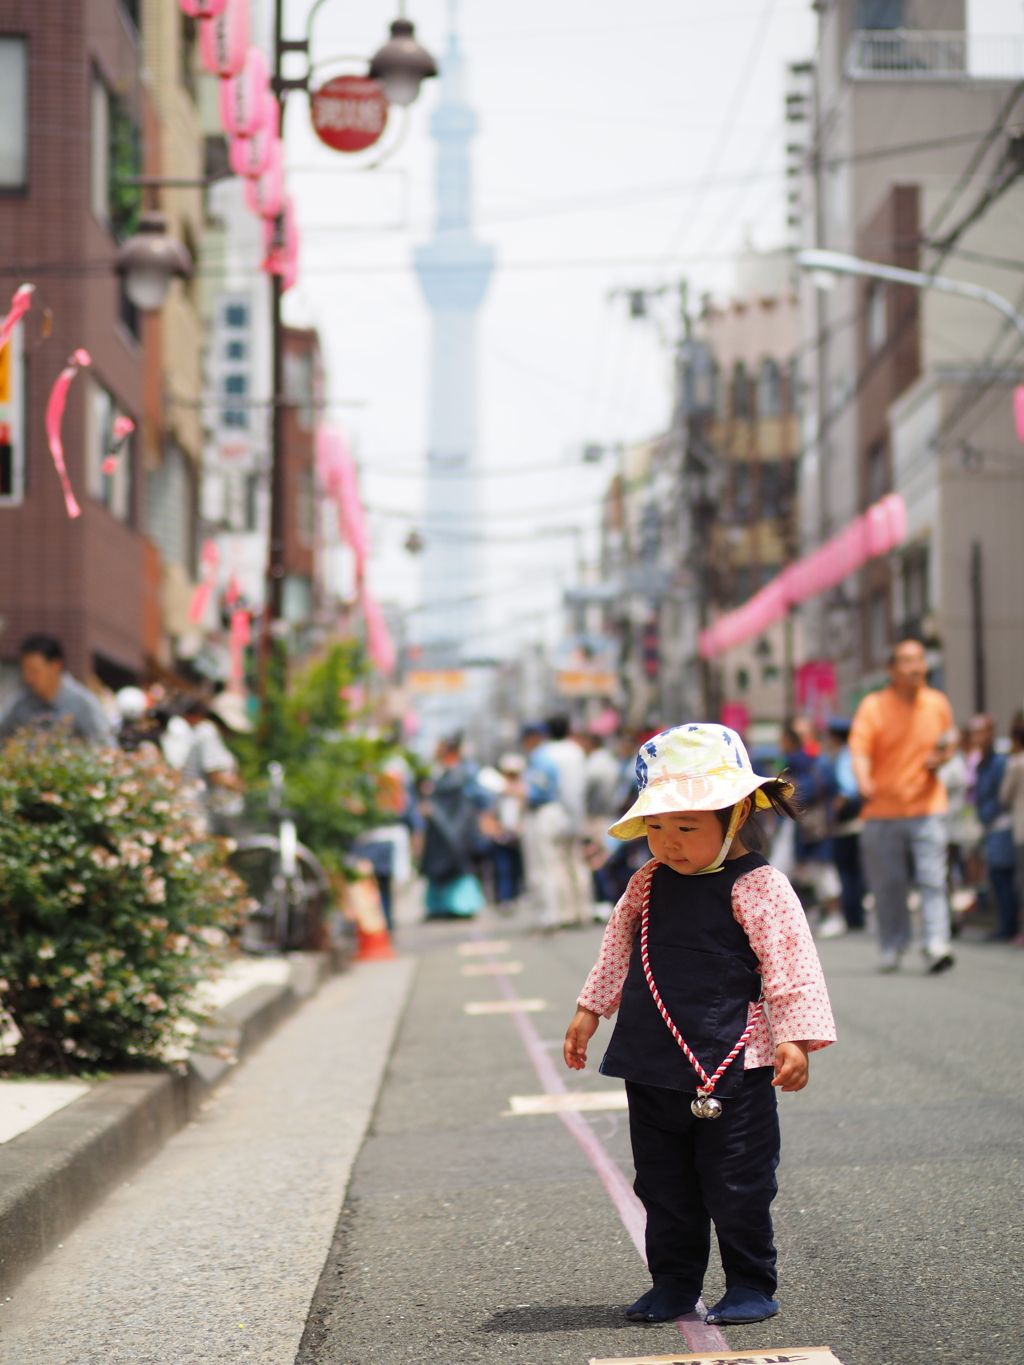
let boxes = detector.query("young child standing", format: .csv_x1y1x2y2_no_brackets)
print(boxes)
564,724,836,1327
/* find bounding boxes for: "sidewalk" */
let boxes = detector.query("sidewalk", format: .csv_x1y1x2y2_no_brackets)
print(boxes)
0,956,414,1365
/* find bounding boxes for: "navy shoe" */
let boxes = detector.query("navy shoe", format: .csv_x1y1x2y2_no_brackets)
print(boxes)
705,1286,779,1325
624,1287,658,1320
631,1281,699,1323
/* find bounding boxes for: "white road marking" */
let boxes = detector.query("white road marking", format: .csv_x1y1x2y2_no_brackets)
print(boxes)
457,940,510,956
505,1091,628,1115
463,999,546,1015
461,961,523,976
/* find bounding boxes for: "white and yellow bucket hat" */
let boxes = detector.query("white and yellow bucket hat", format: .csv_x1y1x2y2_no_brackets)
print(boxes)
609,723,782,843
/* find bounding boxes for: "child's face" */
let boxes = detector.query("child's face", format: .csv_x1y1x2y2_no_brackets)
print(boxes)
644,810,726,875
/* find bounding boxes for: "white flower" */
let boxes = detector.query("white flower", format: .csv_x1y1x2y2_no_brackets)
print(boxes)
105,798,126,818
197,926,227,947
118,839,151,868
68,881,85,897
85,785,105,800
143,875,166,904
37,943,55,960
38,791,63,805
141,992,165,1012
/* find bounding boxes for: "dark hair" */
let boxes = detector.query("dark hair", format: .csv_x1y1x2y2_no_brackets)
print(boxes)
1011,711,1024,749
545,715,570,741
714,778,800,856
19,633,65,663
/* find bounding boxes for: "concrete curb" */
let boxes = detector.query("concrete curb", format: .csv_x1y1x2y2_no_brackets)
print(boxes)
0,950,339,1294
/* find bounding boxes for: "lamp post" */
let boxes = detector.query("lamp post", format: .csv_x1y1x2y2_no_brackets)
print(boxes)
796,248,1024,342
114,210,193,311
258,3,437,695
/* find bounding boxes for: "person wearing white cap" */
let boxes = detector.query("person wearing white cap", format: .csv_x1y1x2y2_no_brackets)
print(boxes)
562,723,836,1328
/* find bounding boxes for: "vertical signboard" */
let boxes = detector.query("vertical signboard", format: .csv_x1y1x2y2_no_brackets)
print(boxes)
0,319,23,503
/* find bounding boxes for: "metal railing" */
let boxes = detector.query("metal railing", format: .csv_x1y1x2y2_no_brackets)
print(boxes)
847,30,1024,81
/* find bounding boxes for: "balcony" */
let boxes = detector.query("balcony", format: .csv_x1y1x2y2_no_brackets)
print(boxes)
846,30,1024,81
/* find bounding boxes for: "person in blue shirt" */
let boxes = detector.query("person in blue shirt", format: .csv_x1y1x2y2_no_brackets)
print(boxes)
825,717,866,930
970,713,1017,940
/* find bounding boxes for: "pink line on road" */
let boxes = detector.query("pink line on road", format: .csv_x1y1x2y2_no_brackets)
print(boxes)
487,957,730,1355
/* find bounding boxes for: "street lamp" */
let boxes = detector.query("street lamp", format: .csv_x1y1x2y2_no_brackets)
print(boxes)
796,248,1024,343
114,211,193,312
368,17,438,107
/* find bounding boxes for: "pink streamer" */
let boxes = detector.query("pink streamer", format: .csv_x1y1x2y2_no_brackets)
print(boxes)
1015,385,1024,444
0,283,33,355
229,609,251,686
700,493,908,659
44,349,91,519
101,414,135,476
316,424,370,572
360,584,396,676
188,539,220,625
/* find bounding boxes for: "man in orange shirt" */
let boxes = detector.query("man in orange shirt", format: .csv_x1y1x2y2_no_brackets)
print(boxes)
849,639,957,973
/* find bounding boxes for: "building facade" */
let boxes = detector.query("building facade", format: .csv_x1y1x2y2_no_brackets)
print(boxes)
797,0,1024,723
0,0,205,703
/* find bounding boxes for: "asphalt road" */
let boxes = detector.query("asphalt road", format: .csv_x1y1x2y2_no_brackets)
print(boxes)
298,909,1024,1365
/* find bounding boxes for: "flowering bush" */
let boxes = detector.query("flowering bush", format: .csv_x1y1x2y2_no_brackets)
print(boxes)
0,729,254,1073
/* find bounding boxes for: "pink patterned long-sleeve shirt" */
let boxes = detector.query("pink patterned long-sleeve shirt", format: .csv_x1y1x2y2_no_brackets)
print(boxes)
578,859,836,1066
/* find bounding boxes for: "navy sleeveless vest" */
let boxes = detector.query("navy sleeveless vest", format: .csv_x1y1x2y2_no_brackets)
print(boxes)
599,852,766,1097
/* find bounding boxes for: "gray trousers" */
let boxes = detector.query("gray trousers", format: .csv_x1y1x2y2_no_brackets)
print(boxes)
860,815,951,956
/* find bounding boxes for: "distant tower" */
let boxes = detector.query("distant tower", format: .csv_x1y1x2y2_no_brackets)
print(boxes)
414,6,494,668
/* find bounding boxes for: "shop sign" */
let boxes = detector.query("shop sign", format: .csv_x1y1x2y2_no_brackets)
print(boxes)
311,75,388,153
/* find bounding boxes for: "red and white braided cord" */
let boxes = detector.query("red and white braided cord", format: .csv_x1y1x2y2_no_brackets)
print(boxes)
639,876,763,1096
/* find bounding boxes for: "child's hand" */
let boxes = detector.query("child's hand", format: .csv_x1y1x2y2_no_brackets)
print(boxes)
772,1041,809,1091
564,1008,600,1070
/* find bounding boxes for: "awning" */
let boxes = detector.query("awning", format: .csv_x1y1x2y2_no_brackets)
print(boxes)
699,493,907,660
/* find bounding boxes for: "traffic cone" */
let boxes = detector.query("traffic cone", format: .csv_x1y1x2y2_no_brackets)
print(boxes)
347,867,396,962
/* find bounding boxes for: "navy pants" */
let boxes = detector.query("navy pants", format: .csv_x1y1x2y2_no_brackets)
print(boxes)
626,1067,779,1300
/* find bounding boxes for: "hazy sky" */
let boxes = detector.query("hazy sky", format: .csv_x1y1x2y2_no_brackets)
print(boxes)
280,0,1023,659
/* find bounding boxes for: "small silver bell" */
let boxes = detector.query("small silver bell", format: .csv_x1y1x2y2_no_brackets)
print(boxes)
690,1092,724,1120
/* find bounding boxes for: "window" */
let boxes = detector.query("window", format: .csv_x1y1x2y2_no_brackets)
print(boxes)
224,374,247,396
225,340,246,361
90,72,109,222
91,69,141,237
867,281,886,353
868,589,890,664
732,361,751,419
732,463,753,518
85,377,133,523
223,409,248,429
757,358,781,417
736,667,750,693
784,356,799,414
225,303,248,328
761,461,789,520
146,443,194,571
0,37,27,188
901,543,929,637
867,440,888,503
179,14,197,102
0,311,25,502
856,0,903,28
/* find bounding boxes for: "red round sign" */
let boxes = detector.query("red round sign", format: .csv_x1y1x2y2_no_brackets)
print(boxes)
310,75,388,153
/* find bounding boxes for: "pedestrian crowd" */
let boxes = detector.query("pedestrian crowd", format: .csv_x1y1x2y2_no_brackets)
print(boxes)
0,632,248,832
4,630,1023,966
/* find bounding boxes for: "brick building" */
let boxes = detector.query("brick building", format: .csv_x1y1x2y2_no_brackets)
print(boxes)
0,0,204,703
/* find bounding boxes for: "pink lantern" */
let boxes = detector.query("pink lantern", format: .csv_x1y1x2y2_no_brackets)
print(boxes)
198,0,248,77
317,424,370,574
230,91,279,178
179,0,227,16
218,46,268,137
281,200,299,292
244,138,284,218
